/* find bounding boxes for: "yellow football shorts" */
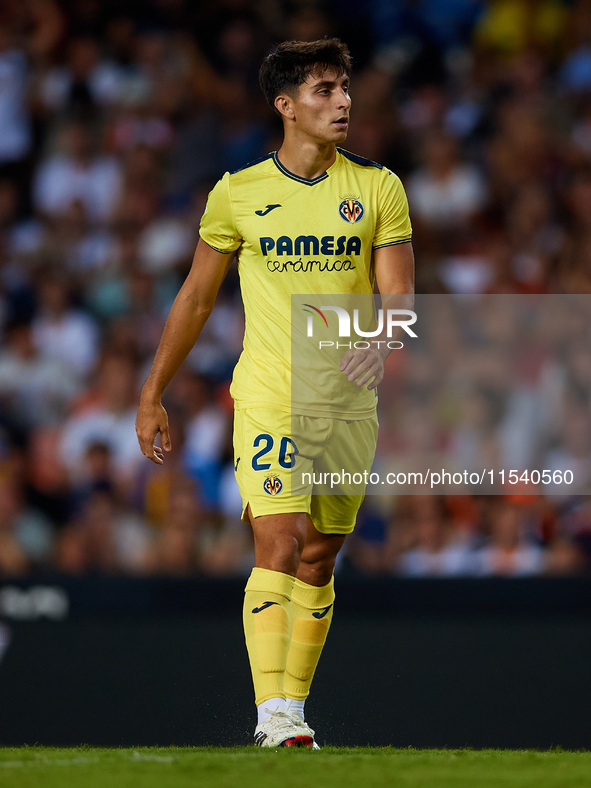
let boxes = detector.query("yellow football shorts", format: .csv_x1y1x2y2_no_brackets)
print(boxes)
233,407,378,535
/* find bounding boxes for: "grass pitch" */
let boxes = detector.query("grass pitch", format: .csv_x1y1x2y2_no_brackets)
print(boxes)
0,747,590,788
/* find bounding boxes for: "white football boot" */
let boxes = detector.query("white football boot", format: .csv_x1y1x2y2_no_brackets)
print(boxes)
254,707,314,748
287,710,321,750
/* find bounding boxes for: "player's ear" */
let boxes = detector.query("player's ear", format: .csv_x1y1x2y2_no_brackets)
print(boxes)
274,93,295,121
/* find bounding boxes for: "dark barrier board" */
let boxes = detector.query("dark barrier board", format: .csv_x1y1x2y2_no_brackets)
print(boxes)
0,617,590,749
0,578,591,748
3,576,591,618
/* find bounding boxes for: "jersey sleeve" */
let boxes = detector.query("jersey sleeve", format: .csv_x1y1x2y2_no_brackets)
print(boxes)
372,169,412,249
199,172,242,254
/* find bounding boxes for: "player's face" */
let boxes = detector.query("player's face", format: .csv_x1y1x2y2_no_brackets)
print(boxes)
290,68,351,143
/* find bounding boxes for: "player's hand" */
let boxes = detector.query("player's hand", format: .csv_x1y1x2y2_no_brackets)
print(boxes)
135,398,171,464
340,347,385,390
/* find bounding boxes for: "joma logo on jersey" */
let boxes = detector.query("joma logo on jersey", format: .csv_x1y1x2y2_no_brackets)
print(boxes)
260,235,361,256
339,199,364,223
263,476,283,495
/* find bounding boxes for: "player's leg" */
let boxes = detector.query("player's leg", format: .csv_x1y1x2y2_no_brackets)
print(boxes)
284,415,379,725
244,509,316,746
244,509,307,712
284,518,344,722
234,408,335,746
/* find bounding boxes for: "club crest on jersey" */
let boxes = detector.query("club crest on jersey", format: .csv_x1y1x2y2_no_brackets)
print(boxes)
339,198,364,224
263,476,283,496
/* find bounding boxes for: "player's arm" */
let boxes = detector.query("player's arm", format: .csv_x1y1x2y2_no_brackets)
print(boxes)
136,239,234,463
341,241,415,389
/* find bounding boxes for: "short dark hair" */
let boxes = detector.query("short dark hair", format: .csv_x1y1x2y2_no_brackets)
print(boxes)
259,38,351,112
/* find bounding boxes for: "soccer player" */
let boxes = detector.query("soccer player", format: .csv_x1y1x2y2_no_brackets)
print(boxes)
135,38,414,748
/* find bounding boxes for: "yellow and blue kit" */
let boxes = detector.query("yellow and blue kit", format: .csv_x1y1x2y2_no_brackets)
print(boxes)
199,147,412,530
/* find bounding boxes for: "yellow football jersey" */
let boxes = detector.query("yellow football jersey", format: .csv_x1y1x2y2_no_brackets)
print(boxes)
199,147,412,418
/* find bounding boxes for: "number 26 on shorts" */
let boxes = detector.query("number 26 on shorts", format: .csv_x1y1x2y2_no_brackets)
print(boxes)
252,434,298,470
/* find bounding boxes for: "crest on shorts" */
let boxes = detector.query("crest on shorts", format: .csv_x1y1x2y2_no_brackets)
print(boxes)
339,197,364,223
263,475,283,495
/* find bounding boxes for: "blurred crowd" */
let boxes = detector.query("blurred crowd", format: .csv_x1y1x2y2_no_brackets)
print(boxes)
2,0,591,578
353,296,591,577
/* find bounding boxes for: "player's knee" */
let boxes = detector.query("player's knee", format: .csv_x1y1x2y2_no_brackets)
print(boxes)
255,532,303,574
274,533,304,563
299,554,335,585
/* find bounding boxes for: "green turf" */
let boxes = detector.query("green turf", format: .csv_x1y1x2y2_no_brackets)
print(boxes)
1,746,590,788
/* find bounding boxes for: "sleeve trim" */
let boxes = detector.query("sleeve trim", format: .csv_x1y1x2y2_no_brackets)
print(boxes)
226,172,238,243
372,238,413,250
199,236,237,255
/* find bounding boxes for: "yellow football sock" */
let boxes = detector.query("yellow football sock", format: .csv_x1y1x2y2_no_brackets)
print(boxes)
284,576,335,702
243,567,296,706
